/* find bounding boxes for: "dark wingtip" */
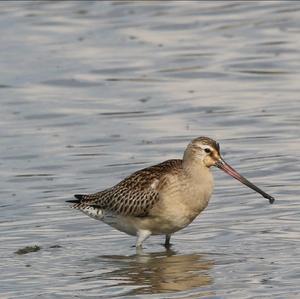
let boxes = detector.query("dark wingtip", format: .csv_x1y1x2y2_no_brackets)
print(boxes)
65,194,84,203
65,199,79,203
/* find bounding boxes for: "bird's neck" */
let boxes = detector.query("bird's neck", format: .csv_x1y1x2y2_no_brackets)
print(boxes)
181,157,214,214
182,157,211,179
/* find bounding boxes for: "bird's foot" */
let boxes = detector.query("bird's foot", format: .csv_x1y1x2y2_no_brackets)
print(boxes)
163,242,172,249
164,234,172,248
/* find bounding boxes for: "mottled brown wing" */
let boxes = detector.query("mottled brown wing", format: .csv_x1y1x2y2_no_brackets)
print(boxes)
73,159,182,217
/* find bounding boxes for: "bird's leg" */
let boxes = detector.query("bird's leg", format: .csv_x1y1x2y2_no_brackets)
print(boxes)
135,230,151,248
164,234,172,248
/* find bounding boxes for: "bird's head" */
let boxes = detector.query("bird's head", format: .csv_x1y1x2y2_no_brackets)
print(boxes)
183,136,274,204
183,136,221,168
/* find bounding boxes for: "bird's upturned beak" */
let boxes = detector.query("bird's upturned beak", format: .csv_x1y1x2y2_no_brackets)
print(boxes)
215,158,275,204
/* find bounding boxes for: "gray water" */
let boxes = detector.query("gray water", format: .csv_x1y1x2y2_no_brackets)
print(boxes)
1,1,300,298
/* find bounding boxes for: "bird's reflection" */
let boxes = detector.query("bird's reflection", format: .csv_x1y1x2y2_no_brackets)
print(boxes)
82,248,215,295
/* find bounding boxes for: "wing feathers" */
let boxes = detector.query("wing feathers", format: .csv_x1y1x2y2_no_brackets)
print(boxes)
69,159,182,217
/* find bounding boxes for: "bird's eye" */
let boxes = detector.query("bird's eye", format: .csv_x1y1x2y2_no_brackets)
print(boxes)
204,148,211,154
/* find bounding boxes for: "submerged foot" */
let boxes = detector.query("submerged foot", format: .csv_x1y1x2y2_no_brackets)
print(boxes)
164,234,172,248
164,241,172,249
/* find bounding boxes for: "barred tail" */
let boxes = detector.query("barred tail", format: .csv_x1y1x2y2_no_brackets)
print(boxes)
66,194,104,220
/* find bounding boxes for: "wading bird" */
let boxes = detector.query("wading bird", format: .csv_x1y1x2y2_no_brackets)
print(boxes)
67,137,274,248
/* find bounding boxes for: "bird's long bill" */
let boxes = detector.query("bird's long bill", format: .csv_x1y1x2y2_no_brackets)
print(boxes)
215,159,274,204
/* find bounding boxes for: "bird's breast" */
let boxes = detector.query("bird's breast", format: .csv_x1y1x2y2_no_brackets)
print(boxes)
187,173,214,213
147,171,214,233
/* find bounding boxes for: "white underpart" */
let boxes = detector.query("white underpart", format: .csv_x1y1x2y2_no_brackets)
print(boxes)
81,206,104,220
79,206,138,236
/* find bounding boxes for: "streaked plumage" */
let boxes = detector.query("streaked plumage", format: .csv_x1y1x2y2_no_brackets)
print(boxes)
67,136,274,248
72,159,181,217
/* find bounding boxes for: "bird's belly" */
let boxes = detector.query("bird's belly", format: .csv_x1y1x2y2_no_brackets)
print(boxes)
103,215,138,236
102,213,189,236
152,203,205,234
79,206,138,236
105,213,194,236
96,208,200,236
149,213,197,235
146,187,213,235
79,183,212,236
80,202,208,236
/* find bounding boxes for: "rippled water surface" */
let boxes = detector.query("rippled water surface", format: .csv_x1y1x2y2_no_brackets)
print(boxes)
1,1,300,298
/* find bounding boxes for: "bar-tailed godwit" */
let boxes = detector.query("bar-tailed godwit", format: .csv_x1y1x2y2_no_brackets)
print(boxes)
67,137,274,248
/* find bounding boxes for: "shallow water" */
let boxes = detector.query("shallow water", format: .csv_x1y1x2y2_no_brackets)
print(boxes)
1,1,300,298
